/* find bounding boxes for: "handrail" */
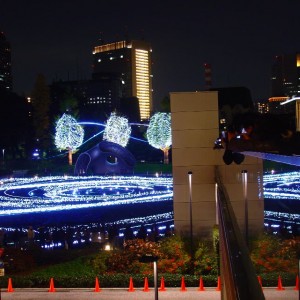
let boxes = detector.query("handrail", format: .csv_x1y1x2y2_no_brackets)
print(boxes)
215,166,265,300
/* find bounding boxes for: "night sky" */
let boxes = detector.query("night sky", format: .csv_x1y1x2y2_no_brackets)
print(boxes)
1,0,300,109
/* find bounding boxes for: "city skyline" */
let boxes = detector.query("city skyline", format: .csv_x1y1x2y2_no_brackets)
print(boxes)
1,0,300,109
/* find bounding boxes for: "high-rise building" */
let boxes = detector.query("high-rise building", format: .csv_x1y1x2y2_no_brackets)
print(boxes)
0,31,12,91
50,78,122,120
271,53,300,98
269,53,300,114
92,40,153,121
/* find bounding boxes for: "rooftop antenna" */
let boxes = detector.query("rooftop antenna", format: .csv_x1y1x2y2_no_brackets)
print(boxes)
204,63,212,90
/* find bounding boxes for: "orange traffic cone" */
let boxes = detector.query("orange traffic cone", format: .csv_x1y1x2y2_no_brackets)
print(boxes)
276,275,285,291
180,276,187,291
128,277,135,292
143,277,150,292
216,276,221,291
7,277,14,292
198,276,205,291
94,277,101,292
159,277,166,291
48,277,56,292
257,276,263,289
294,275,299,291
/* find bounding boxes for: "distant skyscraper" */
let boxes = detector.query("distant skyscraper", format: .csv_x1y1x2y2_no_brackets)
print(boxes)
0,31,12,91
271,53,300,98
92,40,153,121
269,53,300,114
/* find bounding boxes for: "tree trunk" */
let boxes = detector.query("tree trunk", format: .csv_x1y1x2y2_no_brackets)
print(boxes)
68,148,73,166
163,148,169,164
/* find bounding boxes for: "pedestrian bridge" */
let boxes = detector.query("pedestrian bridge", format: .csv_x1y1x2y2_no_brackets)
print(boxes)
216,151,300,300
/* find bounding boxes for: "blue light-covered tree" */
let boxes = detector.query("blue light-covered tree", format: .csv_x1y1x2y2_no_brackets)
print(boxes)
55,113,84,165
146,112,172,164
103,112,131,147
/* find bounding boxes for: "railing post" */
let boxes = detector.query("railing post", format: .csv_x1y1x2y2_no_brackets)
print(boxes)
241,170,248,247
188,171,194,272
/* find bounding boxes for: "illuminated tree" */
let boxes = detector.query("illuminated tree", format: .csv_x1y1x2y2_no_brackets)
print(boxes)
55,114,84,165
103,112,131,147
146,112,172,164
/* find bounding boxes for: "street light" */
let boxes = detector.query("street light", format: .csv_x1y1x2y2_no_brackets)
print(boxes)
215,183,219,225
241,170,248,246
140,254,159,300
188,171,194,271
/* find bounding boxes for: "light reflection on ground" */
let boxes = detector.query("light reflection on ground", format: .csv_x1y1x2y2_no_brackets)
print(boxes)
263,170,300,233
0,175,174,229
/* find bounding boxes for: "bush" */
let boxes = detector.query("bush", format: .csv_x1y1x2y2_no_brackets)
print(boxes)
158,235,190,274
194,241,218,275
105,239,160,274
1,232,298,288
250,233,300,274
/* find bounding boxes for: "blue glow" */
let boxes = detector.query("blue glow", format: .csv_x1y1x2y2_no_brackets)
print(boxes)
0,175,173,217
263,171,300,200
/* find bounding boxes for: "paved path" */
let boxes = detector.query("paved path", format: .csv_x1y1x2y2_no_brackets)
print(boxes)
0,287,298,300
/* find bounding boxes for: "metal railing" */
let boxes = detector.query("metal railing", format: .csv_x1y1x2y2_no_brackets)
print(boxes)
215,167,265,300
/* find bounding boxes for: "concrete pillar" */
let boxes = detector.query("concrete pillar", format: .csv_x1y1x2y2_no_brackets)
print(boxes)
170,91,264,238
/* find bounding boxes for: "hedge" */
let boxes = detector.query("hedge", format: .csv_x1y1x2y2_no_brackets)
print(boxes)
0,272,297,288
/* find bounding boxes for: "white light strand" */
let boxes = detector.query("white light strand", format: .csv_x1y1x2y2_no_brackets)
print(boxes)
146,112,172,150
0,176,173,216
103,112,131,147
55,114,84,151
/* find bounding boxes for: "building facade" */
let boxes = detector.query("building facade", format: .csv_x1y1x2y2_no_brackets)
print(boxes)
271,53,300,98
0,31,12,91
268,54,300,114
170,91,264,238
92,40,153,121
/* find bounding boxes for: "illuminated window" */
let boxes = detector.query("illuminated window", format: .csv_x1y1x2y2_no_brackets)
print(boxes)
135,49,150,120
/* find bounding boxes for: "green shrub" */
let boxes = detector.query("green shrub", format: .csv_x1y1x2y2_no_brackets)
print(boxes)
194,241,218,275
250,233,299,274
158,235,190,274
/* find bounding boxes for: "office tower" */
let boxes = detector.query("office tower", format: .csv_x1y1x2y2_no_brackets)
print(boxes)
92,40,153,121
50,78,122,121
269,53,300,114
0,31,12,91
271,53,300,98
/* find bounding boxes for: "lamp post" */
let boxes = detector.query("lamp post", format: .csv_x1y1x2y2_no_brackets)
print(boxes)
215,183,219,225
188,171,194,271
140,254,159,300
241,170,248,246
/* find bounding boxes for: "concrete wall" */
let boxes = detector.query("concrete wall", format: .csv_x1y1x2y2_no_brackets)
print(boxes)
170,91,264,238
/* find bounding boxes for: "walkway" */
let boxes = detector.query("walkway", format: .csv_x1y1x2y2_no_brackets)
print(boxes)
0,287,298,300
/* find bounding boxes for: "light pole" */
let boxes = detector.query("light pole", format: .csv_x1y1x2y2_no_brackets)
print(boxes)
188,171,194,271
241,170,248,246
215,183,219,225
140,254,159,300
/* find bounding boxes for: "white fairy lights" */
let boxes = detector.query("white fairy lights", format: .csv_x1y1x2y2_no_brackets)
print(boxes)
146,112,172,163
55,114,84,151
0,176,173,216
103,112,131,147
